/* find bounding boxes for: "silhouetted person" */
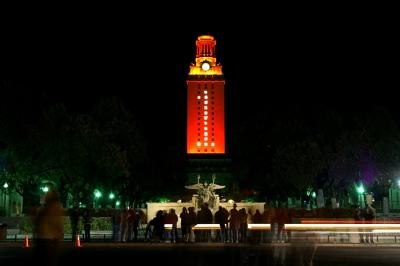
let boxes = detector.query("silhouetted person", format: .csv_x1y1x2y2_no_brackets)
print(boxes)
69,205,80,242
276,203,289,242
112,208,121,242
120,207,129,242
34,190,64,266
82,207,92,242
165,209,178,243
133,209,141,241
153,210,165,242
187,207,197,242
145,217,155,241
180,207,189,243
229,204,240,243
203,203,213,242
253,209,262,243
354,206,364,243
127,207,136,241
364,207,375,243
262,204,276,243
215,206,228,242
239,208,248,243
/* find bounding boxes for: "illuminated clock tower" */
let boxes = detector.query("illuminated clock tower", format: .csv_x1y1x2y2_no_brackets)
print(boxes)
187,35,225,154
186,35,232,190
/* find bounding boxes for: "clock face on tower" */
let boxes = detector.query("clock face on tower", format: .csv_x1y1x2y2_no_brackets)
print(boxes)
201,61,210,71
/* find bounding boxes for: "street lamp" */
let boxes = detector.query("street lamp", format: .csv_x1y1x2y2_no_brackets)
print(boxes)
94,189,102,199
93,189,102,208
2,182,8,215
356,185,365,194
356,184,365,208
41,186,49,193
109,192,115,200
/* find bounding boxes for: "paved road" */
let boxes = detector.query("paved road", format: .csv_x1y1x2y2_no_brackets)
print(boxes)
1,242,400,266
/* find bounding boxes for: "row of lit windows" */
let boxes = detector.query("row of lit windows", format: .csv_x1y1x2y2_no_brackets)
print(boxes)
197,112,215,115
194,84,218,152
195,88,216,148
196,142,215,147
197,95,215,100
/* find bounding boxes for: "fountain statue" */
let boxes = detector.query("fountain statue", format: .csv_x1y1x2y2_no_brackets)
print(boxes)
185,174,225,209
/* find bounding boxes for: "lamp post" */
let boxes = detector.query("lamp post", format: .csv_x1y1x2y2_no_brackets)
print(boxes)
357,184,365,209
93,189,102,208
2,183,8,215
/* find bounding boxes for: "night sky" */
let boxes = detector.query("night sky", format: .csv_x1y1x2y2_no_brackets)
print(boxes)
3,18,398,163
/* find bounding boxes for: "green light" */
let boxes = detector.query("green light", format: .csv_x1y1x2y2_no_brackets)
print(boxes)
159,197,170,203
41,186,49,192
311,191,316,198
109,193,115,199
357,185,365,194
116,201,120,206
3,182,8,189
94,189,102,198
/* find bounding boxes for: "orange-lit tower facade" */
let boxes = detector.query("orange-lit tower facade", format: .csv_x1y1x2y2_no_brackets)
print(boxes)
187,35,225,154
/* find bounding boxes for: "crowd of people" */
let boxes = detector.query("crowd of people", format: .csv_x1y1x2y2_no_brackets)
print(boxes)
144,203,293,244
354,205,376,243
33,198,377,247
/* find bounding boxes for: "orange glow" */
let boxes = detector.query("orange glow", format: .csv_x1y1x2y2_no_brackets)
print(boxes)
248,224,271,230
189,64,223,76
188,35,223,76
198,35,214,40
192,224,221,230
187,35,225,154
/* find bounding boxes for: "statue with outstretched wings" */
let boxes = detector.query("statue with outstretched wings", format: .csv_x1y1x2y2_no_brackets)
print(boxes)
185,174,203,190
185,175,225,208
